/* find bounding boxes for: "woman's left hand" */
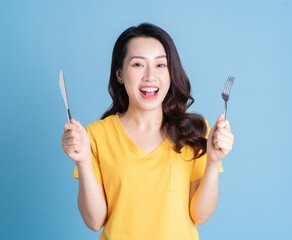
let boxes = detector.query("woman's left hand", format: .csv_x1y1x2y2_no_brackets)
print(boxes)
207,113,234,164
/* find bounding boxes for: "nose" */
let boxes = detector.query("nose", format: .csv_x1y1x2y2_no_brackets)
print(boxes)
143,66,157,82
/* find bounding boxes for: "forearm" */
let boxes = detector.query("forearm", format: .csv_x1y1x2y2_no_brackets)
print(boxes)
77,158,107,231
189,159,222,225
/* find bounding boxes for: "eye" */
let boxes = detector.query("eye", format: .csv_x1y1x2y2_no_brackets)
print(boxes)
132,63,143,67
157,63,167,67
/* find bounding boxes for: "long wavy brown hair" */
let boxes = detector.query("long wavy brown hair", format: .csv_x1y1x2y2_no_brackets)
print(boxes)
101,23,208,160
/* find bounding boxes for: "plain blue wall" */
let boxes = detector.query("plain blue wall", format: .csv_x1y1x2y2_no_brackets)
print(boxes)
1,0,291,239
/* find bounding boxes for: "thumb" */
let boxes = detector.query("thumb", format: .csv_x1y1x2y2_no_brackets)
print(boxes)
209,113,225,138
70,118,84,129
216,113,225,123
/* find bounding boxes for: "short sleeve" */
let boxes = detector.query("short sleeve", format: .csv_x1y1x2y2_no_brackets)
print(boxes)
190,118,224,182
72,125,104,184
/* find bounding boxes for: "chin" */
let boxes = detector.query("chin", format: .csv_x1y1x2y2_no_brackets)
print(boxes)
135,101,163,112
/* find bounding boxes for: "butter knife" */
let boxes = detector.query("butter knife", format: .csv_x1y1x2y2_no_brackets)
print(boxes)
59,69,72,123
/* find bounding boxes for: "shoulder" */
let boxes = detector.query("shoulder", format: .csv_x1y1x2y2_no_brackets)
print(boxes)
86,114,116,135
203,117,209,125
203,118,210,136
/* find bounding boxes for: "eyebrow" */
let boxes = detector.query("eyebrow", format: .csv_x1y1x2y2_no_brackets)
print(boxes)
128,55,167,62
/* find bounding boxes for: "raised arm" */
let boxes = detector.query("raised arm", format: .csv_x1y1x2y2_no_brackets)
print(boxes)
62,119,107,231
190,114,234,224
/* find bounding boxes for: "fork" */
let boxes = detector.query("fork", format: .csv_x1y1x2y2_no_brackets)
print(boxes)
221,76,235,119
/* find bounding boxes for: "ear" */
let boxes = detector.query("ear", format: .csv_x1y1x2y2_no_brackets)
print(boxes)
116,69,123,81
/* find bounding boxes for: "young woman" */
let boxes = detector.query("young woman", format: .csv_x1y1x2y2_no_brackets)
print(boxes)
61,23,234,240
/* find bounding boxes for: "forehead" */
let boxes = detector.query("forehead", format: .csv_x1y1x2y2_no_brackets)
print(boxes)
125,37,166,58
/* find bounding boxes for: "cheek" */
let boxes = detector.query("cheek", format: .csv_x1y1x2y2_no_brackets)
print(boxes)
123,76,140,98
123,70,135,83
162,70,171,82
124,70,141,85
125,69,137,78
162,74,171,92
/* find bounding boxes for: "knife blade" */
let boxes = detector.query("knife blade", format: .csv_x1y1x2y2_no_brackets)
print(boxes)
59,69,72,123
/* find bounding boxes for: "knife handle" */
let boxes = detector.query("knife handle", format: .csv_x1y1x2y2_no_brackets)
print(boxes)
67,108,72,123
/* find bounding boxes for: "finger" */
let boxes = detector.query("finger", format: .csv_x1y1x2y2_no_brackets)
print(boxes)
63,129,80,140
217,119,231,132
213,130,234,145
213,136,233,145
71,119,84,129
213,137,233,147
64,138,81,146
214,142,221,149
209,113,225,139
62,133,81,146
213,140,232,152
214,141,232,154
75,144,82,153
63,145,74,154
64,123,77,132
225,120,231,132
213,140,223,150
214,127,234,141
64,144,80,155
216,114,225,124
67,147,77,157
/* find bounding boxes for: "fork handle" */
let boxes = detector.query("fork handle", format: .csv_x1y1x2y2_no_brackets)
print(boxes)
224,101,227,119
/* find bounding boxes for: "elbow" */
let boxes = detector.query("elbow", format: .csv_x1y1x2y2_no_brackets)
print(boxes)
82,213,106,232
81,214,105,232
77,199,107,232
86,222,102,232
195,218,207,225
191,212,208,225
84,214,106,232
84,213,105,232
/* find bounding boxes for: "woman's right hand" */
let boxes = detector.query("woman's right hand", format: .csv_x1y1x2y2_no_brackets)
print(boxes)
61,119,91,164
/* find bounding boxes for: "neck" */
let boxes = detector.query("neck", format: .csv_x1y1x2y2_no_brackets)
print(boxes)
119,105,163,129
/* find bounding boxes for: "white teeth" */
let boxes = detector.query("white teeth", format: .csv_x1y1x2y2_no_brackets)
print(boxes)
139,87,158,92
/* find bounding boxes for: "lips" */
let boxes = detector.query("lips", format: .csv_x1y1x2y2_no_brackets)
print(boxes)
139,86,159,99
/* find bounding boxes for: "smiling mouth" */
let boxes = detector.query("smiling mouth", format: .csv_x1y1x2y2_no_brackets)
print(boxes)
139,87,159,97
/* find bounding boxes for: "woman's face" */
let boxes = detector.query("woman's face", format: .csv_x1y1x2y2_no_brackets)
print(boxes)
116,37,171,112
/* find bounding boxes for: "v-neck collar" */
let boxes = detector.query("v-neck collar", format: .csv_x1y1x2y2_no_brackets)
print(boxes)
112,113,170,157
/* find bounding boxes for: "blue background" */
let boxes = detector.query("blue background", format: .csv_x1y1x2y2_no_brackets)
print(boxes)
1,0,291,239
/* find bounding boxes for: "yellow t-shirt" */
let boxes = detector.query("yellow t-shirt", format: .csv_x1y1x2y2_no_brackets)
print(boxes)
73,113,224,240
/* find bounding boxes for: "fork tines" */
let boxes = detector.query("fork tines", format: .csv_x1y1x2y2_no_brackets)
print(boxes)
222,76,235,99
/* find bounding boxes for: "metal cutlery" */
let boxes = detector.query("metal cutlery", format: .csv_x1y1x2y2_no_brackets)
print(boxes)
59,69,72,123
221,76,235,119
